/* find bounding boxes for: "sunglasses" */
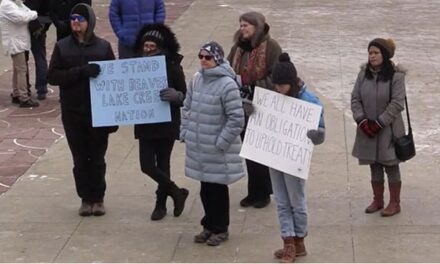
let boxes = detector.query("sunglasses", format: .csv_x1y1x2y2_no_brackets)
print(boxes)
198,54,213,61
70,14,86,22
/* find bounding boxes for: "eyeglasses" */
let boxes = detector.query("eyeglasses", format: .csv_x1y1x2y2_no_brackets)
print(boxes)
70,14,86,22
198,54,213,61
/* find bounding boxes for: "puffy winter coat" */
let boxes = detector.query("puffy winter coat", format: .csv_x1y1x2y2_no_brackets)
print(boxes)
181,62,245,185
109,0,165,48
133,24,186,140
0,0,37,55
351,64,406,165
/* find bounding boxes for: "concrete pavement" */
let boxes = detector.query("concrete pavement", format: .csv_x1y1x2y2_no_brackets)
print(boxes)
1,0,440,262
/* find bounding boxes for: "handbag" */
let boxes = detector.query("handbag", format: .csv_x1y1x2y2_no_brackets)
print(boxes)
389,77,416,161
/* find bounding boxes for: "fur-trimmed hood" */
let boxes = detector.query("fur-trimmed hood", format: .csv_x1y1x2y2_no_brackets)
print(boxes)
135,23,181,56
360,62,407,75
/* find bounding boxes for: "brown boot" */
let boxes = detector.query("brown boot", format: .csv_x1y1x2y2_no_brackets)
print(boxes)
381,182,401,217
365,181,384,213
294,237,307,256
274,236,306,258
280,237,296,263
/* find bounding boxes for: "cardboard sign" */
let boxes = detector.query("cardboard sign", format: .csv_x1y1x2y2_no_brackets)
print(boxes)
89,56,171,127
240,87,322,180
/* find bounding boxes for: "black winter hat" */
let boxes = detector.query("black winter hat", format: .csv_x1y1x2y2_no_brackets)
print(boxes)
272,53,297,86
71,4,90,22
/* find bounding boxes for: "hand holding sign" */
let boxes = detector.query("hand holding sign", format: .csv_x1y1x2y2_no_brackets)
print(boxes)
240,87,322,180
89,56,171,127
159,87,184,104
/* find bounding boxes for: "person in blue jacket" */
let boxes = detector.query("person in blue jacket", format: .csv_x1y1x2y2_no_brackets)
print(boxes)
268,53,325,263
109,0,165,59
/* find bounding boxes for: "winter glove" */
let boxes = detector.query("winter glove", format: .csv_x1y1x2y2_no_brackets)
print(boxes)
358,119,374,138
82,63,101,78
242,98,254,116
159,88,184,104
307,127,325,145
368,119,383,136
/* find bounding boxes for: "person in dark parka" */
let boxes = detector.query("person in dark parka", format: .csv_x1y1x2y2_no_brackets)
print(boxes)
134,23,189,221
48,3,117,217
49,0,91,41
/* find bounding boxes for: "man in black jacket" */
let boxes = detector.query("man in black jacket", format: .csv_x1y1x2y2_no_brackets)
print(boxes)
24,0,51,100
49,0,91,40
48,3,117,217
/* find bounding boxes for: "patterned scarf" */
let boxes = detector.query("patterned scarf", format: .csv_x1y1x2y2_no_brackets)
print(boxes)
231,40,268,86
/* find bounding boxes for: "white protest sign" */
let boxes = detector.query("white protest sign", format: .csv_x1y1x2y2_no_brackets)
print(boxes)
89,56,171,127
240,87,323,180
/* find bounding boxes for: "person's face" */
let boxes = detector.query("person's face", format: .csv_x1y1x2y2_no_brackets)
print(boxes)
240,20,256,40
199,50,217,69
274,84,291,95
70,14,88,34
368,46,383,68
143,41,158,56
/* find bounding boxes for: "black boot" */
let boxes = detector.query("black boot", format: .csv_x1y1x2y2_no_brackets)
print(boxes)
168,184,189,217
151,188,167,221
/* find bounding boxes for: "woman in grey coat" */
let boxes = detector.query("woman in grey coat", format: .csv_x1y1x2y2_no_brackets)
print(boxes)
181,41,245,246
351,38,406,217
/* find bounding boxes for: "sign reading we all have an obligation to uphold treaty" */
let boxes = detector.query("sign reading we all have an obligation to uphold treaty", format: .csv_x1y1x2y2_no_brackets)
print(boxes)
240,87,323,180
89,55,171,127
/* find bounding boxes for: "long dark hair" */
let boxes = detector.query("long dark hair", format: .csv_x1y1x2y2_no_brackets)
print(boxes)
365,44,395,81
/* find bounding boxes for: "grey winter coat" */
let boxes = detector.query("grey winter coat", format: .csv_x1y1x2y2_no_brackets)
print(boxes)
351,64,407,165
180,62,245,185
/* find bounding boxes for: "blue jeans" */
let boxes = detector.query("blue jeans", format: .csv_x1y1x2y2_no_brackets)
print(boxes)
30,31,48,95
269,168,307,238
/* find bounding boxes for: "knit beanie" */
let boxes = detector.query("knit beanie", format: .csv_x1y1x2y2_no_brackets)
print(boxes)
368,38,396,58
200,41,225,64
142,30,164,48
272,53,297,86
71,4,90,22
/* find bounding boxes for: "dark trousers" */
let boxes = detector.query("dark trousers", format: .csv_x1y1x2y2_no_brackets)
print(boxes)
118,42,137,59
30,31,48,95
62,109,109,203
139,138,176,196
200,182,229,234
240,129,272,201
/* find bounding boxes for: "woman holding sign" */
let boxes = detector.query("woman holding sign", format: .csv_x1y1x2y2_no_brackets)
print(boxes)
227,11,282,209
269,53,325,263
181,41,245,246
134,23,188,221
351,38,406,217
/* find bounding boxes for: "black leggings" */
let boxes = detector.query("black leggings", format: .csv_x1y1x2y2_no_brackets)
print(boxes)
139,138,176,193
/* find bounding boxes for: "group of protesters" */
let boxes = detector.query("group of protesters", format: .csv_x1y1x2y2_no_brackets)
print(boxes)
0,0,407,262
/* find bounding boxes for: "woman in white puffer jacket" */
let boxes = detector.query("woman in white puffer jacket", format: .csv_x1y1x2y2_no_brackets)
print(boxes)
0,0,39,107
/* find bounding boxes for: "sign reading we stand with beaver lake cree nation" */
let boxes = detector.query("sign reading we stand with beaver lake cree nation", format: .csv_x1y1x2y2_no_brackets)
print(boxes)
240,87,322,180
89,56,171,127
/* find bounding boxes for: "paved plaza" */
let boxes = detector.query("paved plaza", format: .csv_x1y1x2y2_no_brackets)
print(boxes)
0,0,439,262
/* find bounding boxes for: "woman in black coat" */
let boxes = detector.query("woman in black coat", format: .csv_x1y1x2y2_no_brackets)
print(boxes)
134,23,188,221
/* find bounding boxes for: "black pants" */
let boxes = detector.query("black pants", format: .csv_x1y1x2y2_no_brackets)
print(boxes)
139,138,176,196
200,182,229,234
240,129,272,201
62,109,109,203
